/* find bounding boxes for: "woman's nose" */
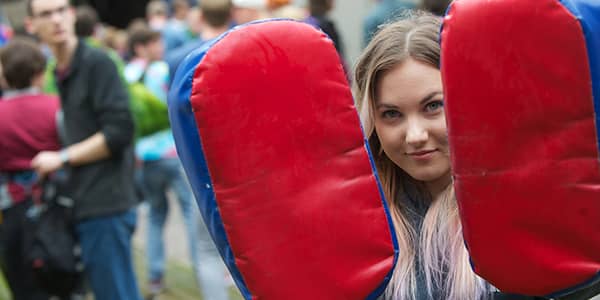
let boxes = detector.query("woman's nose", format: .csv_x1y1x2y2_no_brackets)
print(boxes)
405,118,428,146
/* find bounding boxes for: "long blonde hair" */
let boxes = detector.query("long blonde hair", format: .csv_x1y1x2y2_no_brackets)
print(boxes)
354,13,490,300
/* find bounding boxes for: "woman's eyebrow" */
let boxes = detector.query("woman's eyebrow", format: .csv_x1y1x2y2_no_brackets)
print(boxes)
375,103,398,109
419,91,443,105
376,91,442,109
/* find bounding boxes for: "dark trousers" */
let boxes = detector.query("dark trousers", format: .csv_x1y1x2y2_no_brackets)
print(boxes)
0,200,50,300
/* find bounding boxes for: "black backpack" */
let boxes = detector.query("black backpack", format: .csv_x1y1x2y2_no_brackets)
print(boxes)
22,178,83,297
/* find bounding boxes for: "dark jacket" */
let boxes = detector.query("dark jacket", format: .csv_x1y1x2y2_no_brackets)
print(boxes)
55,40,137,220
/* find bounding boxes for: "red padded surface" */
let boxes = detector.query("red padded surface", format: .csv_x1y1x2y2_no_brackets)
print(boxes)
442,0,600,295
190,21,395,299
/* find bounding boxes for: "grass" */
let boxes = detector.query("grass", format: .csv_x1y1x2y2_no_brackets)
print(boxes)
0,269,9,300
0,248,244,300
133,249,243,300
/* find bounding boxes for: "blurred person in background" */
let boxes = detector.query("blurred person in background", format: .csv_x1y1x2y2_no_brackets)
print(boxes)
269,0,307,20
25,0,142,299
128,19,230,300
128,17,150,33
126,18,150,52
125,27,169,102
146,0,194,53
0,58,7,91
75,5,130,62
232,0,269,25
0,37,60,300
147,0,170,31
305,0,344,60
102,26,129,59
167,0,233,77
164,0,199,10
0,23,9,98
74,5,102,45
172,0,192,22
363,0,415,46
164,3,235,300
305,0,349,81
44,4,127,95
186,6,203,41
0,25,12,48
421,0,452,16
0,2,10,96
125,27,173,298
266,0,290,11
165,0,194,51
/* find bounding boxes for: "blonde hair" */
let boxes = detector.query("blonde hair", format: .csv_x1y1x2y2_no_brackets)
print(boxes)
353,13,490,300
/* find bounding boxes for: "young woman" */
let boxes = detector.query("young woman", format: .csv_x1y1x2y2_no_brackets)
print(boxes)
354,13,492,300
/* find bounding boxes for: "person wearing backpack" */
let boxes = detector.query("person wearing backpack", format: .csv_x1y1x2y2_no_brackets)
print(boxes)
0,38,61,300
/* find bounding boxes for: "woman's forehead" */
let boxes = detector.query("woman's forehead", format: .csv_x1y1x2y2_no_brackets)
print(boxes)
376,60,442,107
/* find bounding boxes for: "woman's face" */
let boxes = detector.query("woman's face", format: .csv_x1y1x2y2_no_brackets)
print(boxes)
374,58,450,186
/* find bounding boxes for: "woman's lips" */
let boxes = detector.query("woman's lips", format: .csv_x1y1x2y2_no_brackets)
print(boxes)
407,149,437,160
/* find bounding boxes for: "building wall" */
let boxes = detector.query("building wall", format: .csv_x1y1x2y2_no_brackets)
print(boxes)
329,1,374,67
1,0,27,29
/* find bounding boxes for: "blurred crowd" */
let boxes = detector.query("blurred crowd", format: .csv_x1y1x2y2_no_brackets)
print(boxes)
0,0,449,299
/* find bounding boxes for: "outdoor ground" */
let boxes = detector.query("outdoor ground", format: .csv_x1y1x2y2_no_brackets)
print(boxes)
132,199,244,300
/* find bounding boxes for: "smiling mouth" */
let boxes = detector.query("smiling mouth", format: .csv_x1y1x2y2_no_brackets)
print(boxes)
407,149,437,158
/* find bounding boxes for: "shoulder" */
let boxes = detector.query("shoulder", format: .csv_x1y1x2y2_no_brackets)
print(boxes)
80,42,109,62
146,61,170,85
124,60,146,83
166,40,204,70
26,94,60,108
163,20,188,34
34,94,60,114
168,40,204,60
80,43,117,70
147,61,169,75
0,94,59,111
40,94,60,105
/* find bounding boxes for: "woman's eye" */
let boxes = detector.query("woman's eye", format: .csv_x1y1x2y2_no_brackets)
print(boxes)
382,110,401,119
425,100,444,112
